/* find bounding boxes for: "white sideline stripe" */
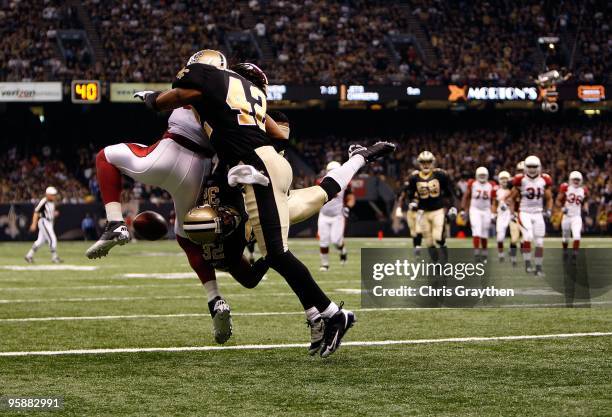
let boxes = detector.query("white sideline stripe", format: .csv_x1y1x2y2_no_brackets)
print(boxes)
1,332,610,357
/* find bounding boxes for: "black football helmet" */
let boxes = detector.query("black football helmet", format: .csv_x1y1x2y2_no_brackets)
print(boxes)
230,62,268,92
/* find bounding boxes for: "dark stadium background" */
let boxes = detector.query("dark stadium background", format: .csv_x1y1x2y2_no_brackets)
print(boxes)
0,0,610,240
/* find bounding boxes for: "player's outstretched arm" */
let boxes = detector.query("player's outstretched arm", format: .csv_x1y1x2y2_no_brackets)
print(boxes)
155,88,202,111
134,88,202,112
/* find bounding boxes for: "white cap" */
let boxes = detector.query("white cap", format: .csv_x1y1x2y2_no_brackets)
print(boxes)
326,161,341,171
45,186,58,195
498,171,511,181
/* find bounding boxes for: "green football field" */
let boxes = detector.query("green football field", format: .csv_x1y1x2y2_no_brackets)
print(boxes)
1,238,611,416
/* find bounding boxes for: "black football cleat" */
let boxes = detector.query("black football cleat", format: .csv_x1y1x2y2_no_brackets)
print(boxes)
307,317,325,356
348,141,396,162
85,221,130,259
320,304,356,358
208,296,232,344
340,252,347,265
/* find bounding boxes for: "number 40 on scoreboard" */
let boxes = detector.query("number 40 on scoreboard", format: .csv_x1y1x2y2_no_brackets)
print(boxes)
71,80,101,103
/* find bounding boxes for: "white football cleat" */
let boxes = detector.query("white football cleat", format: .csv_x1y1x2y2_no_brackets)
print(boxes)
85,221,130,259
209,297,232,344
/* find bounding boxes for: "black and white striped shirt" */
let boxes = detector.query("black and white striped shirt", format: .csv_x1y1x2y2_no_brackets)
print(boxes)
35,198,55,222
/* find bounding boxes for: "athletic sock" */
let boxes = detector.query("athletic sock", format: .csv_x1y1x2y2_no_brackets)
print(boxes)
305,306,321,323
105,202,124,222
203,280,221,302
320,247,329,266
534,247,543,266
319,155,365,200
320,302,340,319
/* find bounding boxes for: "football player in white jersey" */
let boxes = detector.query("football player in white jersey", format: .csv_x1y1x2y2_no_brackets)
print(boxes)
492,171,520,265
84,101,236,343
508,155,553,276
556,171,587,259
461,167,496,262
317,161,355,271
25,186,62,263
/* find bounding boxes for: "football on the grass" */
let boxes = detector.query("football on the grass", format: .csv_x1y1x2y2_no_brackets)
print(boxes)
133,211,168,240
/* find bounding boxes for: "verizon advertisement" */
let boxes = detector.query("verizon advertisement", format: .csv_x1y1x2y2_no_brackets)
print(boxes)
0,82,62,102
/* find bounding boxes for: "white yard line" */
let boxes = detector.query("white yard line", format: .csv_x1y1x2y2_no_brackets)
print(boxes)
1,332,610,357
0,307,415,322
2,303,610,323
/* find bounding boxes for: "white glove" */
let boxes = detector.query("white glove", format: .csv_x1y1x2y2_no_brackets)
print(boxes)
544,209,552,219
408,202,418,211
227,165,270,187
394,206,403,218
459,210,467,221
448,207,458,217
133,90,156,101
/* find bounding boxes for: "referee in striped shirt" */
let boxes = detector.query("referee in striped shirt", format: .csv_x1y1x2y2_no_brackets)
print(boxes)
25,186,62,263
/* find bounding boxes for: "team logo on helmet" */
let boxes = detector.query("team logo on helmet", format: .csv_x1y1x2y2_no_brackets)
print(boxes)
187,49,227,69
183,204,241,244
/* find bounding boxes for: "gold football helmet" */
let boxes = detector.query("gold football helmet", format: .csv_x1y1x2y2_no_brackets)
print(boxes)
183,204,241,244
417,151,435,174
186,49,227,70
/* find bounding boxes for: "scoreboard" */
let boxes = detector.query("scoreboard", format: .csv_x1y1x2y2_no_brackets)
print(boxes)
71,80,101,103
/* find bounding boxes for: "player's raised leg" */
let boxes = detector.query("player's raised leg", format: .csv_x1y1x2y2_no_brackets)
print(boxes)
85,145,132,258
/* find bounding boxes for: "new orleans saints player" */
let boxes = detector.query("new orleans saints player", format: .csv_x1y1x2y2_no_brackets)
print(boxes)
404,151,456,261
136,50,393,357
396,170,423,256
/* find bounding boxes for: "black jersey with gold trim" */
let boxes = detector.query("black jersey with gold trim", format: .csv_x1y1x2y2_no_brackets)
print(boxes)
172,63,271,164
199,164,249,270
405,168,453,211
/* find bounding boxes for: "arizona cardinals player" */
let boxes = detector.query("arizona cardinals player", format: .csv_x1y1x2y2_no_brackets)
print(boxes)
556,171,587,259
137,51,391,357
317,161,355,271
85,51,233,344
492,171,519,265
509,155,553,276
461,167,496,262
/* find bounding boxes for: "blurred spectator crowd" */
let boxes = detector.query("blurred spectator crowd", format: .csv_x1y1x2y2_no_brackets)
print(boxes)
2,118,609,232
1,0,609,84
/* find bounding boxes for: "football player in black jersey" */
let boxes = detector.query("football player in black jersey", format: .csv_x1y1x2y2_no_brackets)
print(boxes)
396,170,423,256
135,51,394,357
404,151,457,261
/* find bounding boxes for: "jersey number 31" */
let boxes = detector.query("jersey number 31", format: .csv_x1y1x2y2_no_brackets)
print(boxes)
226,76,266,131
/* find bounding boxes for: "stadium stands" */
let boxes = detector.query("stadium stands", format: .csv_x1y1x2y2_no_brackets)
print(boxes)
1,0,608,83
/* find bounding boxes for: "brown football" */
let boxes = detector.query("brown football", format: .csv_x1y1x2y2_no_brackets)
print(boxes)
132,211,168,240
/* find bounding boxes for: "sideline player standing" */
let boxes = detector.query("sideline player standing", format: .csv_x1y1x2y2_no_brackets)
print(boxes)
556,171,587,259
509,156,553,276
25,186,62,263
461,167,496,263
318,161,355,271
